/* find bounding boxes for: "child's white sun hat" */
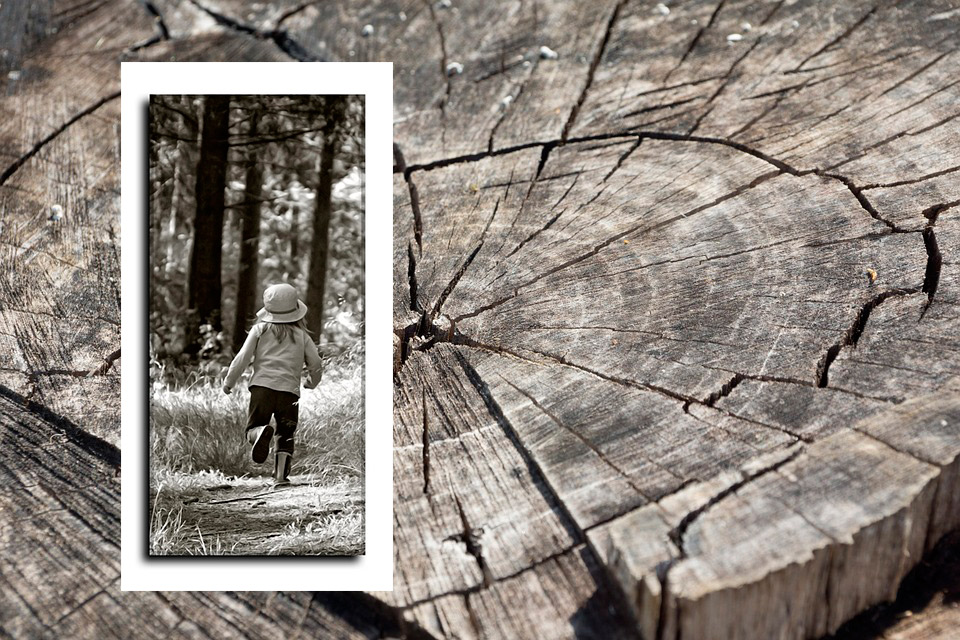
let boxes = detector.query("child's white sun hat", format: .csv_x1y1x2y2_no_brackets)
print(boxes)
257,283,308,323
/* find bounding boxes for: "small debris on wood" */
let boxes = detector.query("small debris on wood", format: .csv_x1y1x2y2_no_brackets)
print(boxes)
866,268,878,284
539,45,559,60
48,204,63,222
655,3,670,16
436,0,452,8
741,22,753,32
446,61,464,76
501,95,513,109
361,24,374,37
727,33,744,42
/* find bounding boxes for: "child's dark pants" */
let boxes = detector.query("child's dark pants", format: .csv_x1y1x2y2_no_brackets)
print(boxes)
245,385,298,454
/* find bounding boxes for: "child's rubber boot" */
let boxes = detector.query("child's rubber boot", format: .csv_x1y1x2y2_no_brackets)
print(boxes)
274,452,292,486
247,425,275,464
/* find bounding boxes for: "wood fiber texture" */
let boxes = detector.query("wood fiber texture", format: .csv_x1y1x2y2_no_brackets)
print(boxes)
1,0,959,638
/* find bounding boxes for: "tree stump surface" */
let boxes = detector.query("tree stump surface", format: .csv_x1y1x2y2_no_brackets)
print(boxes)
1,0,959,638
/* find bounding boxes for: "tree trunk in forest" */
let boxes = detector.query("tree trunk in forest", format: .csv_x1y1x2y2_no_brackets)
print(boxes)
166,138,182,269
188,93,230,352
306,97,344,340
290,203,299,272
233,109,263,352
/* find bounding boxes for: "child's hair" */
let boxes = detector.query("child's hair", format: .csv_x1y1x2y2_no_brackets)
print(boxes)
263,317,310,343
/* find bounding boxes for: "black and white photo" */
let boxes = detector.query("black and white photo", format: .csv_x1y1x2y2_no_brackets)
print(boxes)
147,92,365,556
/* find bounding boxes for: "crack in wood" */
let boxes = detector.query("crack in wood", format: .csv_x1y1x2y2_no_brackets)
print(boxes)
447,495,493,588
398,127,800,178
53,0,110,30
703,373,744,407
662,0,728,86
620,97,704,122
920,227,942,319
880,76,960,123
667,446,805,556
923,199,960,226
449,333,832,448
273,1,323,29
793,4,880,72
505,204,567,259
811,170,910,233
396,541,582,611
631,74,726,99
0,92,120,187
860,162,960,192
423,0,451,145
561,0,628,141
703,366,891,405
654,445,806,640
816,288,919,388
395,144,424,255
688,36,764,135
602,136,642,182
137,0,170,40
452,350,584,545
879,49,954,98
407,243,422,314
185,0,321,61
497,375,663,501
430,199,498,319
487,59,539,153
446,350,644,631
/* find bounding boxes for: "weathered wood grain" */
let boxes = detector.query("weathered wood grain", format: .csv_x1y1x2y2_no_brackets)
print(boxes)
568,0,960,225
831,530,960,640
0,0,152,441
0,391,409,638
2,0,960,637
589,381,960,640
388,344,579,605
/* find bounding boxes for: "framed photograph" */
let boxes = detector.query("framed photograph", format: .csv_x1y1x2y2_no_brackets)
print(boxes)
120,62,392,590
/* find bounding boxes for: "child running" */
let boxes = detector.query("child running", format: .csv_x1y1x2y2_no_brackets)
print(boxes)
223,283,323,485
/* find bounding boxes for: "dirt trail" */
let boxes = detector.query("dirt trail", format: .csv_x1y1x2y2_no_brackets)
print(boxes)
156,474,364,556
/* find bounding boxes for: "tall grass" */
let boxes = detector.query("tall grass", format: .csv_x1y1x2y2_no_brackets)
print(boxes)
150,341,364,481
148,341,364,555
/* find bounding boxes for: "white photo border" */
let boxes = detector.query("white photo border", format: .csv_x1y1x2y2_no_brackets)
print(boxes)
120,62,393,591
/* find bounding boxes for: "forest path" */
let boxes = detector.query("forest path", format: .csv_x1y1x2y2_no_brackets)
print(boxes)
154,473,364,556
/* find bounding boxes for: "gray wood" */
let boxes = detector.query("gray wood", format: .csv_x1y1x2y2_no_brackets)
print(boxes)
2,0,959,638
590,382,960,640
0,393,395,638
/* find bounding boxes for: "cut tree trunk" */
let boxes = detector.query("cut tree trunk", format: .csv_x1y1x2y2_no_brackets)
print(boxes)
1,0,959,638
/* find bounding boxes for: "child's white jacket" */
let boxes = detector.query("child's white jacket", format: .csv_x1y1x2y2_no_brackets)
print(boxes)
224,323,323,396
